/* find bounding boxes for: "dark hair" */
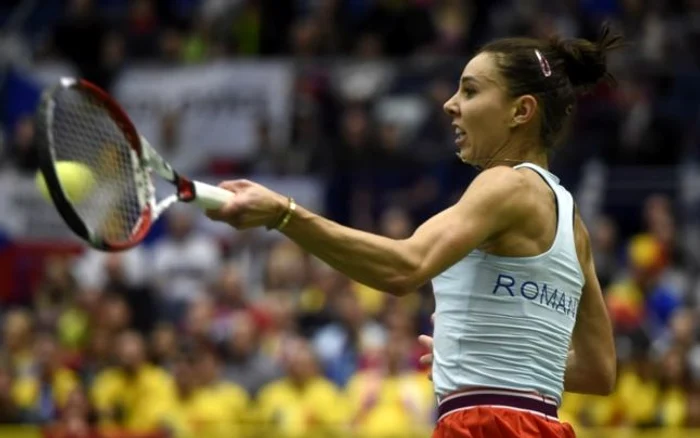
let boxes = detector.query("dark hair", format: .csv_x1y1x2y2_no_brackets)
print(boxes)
480,25,623,149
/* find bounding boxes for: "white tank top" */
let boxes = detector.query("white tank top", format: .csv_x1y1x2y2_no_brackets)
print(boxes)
431,163,585,404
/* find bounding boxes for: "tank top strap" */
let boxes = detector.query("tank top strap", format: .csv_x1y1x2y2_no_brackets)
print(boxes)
512,163,576,253
512,162,561,186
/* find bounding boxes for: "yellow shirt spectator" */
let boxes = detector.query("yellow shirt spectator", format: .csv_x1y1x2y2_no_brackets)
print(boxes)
559,391,618,428
352,282,386,317
346,370,434,438
257,376,348,438
168,382,250,438
91,364,176,432
12,368,79,412
660,387,687,428
616,366,659,426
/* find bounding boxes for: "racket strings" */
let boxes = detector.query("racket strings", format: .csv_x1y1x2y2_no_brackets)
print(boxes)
44,87,149,244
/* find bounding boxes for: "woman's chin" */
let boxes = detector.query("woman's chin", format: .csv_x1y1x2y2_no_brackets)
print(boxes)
456,148,473,164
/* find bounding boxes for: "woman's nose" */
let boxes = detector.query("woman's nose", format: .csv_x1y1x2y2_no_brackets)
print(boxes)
443,95,459,117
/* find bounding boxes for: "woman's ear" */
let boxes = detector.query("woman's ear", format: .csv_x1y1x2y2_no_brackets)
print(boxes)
510,94,538,128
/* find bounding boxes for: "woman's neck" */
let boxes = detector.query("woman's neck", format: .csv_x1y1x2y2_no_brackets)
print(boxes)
477,140,549,171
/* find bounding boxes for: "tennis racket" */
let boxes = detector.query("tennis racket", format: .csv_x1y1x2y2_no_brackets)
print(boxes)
35,77,234,252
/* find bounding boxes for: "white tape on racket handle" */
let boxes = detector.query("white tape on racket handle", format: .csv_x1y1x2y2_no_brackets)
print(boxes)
192,181,235,210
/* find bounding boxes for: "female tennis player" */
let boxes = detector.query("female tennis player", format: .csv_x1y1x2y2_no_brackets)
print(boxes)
207,27,621,438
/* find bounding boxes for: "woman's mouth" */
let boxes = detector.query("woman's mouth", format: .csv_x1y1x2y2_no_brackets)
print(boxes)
454,126,466,145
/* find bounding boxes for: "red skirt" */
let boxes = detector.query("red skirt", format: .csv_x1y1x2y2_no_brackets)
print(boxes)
432,389,576,438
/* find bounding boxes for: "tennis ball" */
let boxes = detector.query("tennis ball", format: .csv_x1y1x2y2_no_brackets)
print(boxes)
36,161,96,204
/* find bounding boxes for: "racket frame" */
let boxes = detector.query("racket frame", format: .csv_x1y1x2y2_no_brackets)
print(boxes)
37,78,234,252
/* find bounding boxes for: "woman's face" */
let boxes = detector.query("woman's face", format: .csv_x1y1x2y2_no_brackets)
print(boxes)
443,52,515,166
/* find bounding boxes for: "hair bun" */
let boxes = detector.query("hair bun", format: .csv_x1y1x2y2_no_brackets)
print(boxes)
550,24,623,90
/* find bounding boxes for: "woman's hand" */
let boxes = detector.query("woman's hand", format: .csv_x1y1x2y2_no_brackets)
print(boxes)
205,179,289,230
418,313,435,381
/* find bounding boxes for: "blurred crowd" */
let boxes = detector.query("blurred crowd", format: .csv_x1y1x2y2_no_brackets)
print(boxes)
0,204,436,438
561,193,700,430
1,189,700,436
0,0,699,436
2,0,700,80
1,0,698,228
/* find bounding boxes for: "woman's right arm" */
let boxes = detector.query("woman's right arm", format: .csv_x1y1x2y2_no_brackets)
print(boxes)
564,214,617,395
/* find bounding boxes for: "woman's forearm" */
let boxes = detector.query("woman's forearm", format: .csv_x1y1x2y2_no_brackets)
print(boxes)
281,205,420,294
563,350,588,393
564,350,615,395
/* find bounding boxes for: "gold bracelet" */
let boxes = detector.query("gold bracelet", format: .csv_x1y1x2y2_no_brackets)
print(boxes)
275,197,296,231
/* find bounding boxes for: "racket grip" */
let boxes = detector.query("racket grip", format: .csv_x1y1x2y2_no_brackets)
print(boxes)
192,181,235,210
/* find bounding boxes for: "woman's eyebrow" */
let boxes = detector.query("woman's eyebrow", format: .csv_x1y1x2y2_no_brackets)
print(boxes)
463,74,504,89
460,76,479,86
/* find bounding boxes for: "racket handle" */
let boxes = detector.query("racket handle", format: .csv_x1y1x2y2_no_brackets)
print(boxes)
192,181,235,210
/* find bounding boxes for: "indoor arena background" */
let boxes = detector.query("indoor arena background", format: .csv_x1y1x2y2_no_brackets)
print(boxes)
0,0,699,437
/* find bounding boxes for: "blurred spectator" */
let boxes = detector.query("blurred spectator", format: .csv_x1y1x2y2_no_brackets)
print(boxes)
312,289,386,387
378,206,413,240
652,308,697,358
156,110,207,177
289,17,322,57
606,234,683,337
169,352,196,401
326,104,379,229
380,300,423,368
182,296,215,349
257,337,348,438
75,250,156,337
149,323,178,372
355,0,436,56
126,0,161,59
153,207,222,324
94,293,131,336
643,194,689,274
656,346,690,427
43,387,99,438
34,256,79,334
373,121,426,214
101,254,157,336
2,309,35,378
263,241,307,292
73,249,147,294
13,332,79,424
608,341,690,428
192,348,249,437
299,259,348,333
8,116,39,174
346,332,434,438
91,331,174,433
97,31,127,89
160,26,186,64
164,347,249,438
617,346,657,427
429,0,473,54
166,353,198,437
223,312,281,397
258,291,298,363
50,0,110,88
688,389,700,428
0,359,22,424
251,119,287,175
211,262,249,331
592,215,620,289
413,77,455,163
80,328,113,388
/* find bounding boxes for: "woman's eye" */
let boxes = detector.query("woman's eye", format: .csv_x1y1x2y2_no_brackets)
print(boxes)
463,87,476,97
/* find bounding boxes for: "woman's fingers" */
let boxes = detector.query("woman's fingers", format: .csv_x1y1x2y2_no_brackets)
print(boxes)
418,334,434,349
